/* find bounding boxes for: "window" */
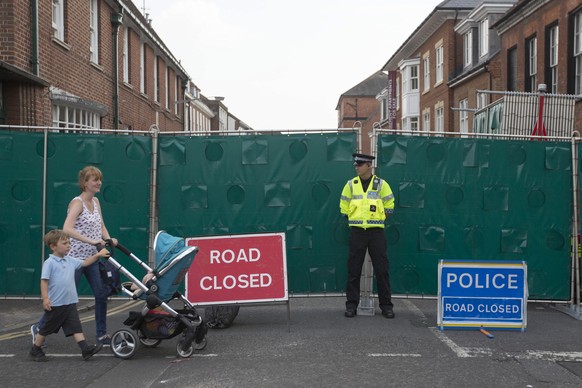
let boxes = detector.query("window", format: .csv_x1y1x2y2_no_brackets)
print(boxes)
464,30,473,67
52,105,100,129
123,27,129,83
174,76,179,115
507,47,517,91
396,77,400,110
546,24,559,93
165,66,170,109
410,117,418,132
422,109,430,132
154,56,159,102
435,105,444,134
410,65,419,91
423,55,430,92
480,18,489,57
435,45,444,84
52,0,64,41
525,36,537,92
574,11,582,94
459,99,469,135
477,92,488,110
140,43,146,94
381,97,387,121
89,0,98,63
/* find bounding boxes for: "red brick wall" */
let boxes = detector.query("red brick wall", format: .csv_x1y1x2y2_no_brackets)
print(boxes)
2,0,186,131
337,96,381,155
418,20,458,133
498,0,582,135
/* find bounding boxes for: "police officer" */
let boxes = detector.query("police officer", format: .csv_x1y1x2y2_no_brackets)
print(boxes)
340,153,395,318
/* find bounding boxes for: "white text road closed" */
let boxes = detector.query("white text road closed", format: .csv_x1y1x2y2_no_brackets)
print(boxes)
437,260,528,331
185,233,288,305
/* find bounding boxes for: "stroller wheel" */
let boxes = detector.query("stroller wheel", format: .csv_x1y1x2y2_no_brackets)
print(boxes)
176,341,194,358
139,337,162,348
110,329,138,359
194,337,207,351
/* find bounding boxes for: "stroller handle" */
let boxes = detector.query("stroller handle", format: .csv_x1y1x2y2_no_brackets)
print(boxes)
115,242,132,257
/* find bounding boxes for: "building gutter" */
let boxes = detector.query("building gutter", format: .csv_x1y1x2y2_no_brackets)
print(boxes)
110,4,123,130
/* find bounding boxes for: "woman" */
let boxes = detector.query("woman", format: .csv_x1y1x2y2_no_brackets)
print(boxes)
62,166,117,346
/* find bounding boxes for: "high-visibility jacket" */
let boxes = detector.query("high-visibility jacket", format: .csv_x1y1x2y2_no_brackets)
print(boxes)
339,175,394,229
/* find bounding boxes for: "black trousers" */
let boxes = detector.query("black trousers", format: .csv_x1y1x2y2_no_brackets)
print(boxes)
345,227,393,312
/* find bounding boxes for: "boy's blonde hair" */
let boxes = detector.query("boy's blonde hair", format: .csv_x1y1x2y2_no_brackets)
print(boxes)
44,229,69,247
78,166,103,192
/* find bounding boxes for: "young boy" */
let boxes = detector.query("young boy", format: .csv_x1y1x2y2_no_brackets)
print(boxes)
29,229,110,362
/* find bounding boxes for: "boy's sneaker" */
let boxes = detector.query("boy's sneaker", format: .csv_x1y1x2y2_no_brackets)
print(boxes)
29,346,49,362
82,343,103,360
30,324,47,349
97,334,111,347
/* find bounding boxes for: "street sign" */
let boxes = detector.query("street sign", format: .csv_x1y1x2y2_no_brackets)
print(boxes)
185,232,288,305
437,260,528,331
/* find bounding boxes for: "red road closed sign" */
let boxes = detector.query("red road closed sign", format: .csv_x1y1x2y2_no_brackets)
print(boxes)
185,232,288,304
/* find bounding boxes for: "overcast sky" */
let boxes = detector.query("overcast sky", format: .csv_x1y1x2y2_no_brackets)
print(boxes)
131,0,440,130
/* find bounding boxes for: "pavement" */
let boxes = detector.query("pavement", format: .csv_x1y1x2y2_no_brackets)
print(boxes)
3,296,582,387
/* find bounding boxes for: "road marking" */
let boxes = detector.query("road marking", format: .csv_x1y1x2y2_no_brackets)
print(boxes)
429,327,471,358
368,353,421,357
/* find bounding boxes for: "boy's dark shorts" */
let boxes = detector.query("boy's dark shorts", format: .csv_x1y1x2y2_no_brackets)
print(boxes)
39,304,83,337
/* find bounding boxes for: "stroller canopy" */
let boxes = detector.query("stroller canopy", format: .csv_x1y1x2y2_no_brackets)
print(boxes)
152,231,198,301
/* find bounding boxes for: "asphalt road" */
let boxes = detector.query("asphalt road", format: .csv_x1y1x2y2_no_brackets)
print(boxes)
2,297,582,387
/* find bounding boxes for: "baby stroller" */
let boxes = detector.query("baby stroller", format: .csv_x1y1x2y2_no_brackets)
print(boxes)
102,231,208,359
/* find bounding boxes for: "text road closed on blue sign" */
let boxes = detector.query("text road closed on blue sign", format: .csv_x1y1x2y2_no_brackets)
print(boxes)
438,261,528,331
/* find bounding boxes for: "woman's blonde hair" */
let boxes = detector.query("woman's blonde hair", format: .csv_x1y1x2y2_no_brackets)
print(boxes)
78,166,103,192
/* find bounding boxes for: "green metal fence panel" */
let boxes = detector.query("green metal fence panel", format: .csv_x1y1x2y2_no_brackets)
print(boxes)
0,130,152,296
0,129,575,300
0,131,46,295
157,132,357,294
377,135,572,300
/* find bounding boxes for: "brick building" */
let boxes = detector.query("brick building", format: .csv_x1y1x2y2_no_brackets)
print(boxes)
493,0,582,132
336,71,387,154
450,1,517,135
341,0,581,138
378,0,481,135
0,0,222,132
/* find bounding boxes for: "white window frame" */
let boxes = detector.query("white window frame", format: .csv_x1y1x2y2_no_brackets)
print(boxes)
423,55,430,92
549,25,558,93
435,45,444,84
527,37,537,92
480,18,489,57
410,65,419,92
381,97,387,121
410,117,419,133
174,76,179,115
396,77,400,110
140,43,145,94
165,66,170,109
154,56,159,102
477,92,488,110
52,104,100,129
459,99,469,136
435,104,444,134
52,0,64,41
422,109,430,133
464,30,473,67
89,0,98,63
122,27,129,83
574,11,582,94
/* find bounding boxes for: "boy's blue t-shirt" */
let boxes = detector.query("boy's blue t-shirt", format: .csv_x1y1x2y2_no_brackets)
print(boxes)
41,254,84,306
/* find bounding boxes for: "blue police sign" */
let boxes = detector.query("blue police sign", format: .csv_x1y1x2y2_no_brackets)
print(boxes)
437,260,528,331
